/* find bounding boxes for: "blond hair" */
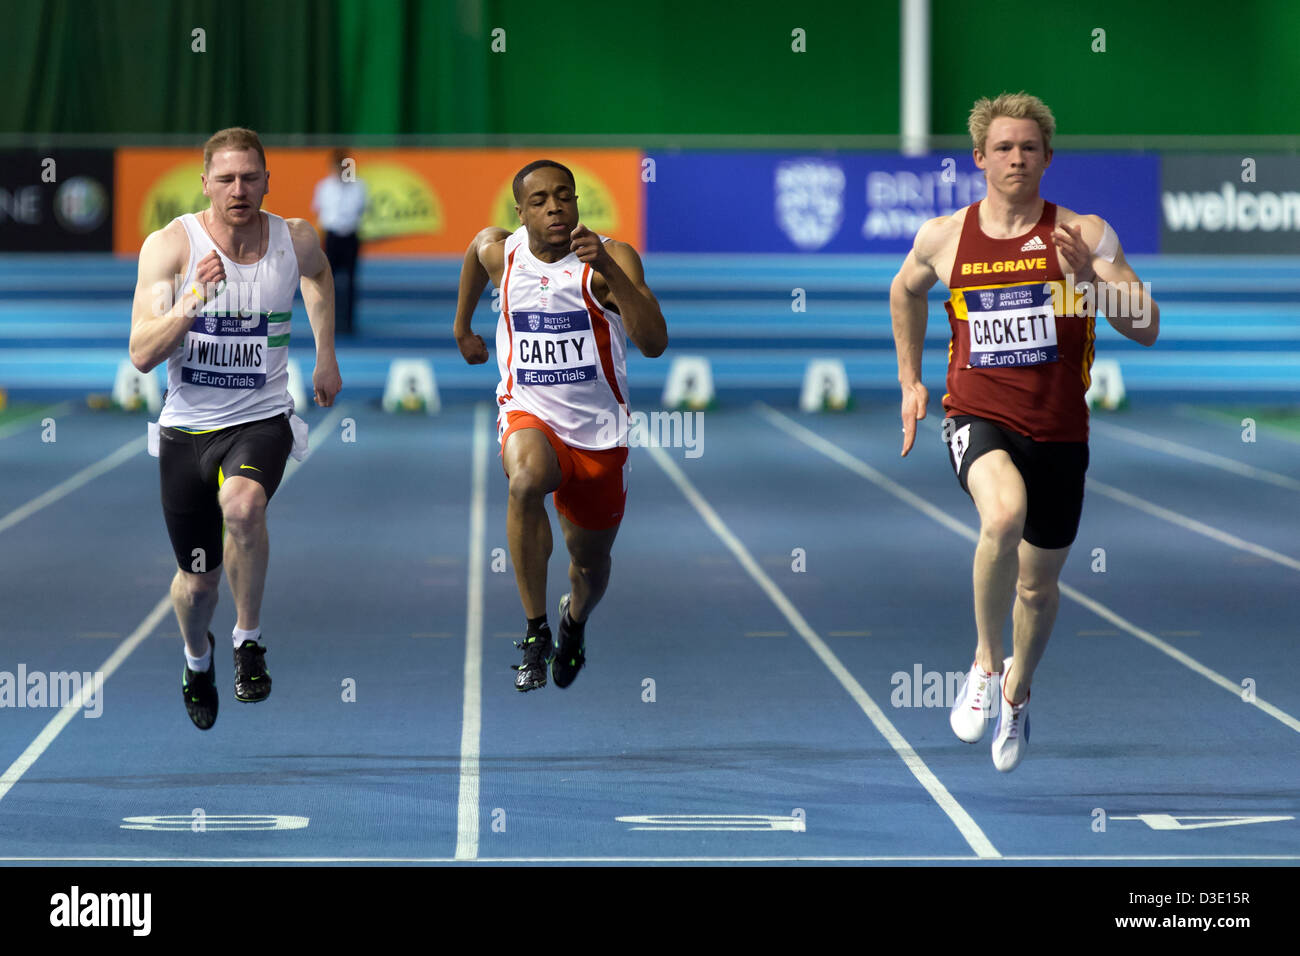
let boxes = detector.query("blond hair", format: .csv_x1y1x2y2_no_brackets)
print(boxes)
968,92,1055,155
203,127,266,170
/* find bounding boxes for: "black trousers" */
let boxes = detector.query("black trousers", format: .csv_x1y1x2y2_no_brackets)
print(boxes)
324,230,360,336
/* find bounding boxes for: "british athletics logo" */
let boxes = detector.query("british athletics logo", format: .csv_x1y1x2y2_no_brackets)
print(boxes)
190,312,267,337
512,310,590,334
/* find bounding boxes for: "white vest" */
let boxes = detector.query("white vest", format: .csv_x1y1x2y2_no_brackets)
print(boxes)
158,211,298,429
494,226,630,449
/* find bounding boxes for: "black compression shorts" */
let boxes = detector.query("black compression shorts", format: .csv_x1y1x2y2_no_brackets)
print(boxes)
944,414,1089,550
158,413,294,571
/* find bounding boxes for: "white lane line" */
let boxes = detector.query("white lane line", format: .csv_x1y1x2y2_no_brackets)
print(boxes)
1090,419,1300,493
646,444,1000,860
758,404,1300,736
454,403,490,861
0,435,146,536
0,596,172,804
2,854,1298,863
1060,583,1300,734
0,401,73,441
1087,479,1300,574
0,405,347,807
913,414,1300,572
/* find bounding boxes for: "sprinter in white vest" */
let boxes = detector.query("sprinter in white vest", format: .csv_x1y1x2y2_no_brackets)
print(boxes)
128,127,342,731
455,160,668,692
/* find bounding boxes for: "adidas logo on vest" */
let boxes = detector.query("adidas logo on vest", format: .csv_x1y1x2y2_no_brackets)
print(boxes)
1020,235,1047,252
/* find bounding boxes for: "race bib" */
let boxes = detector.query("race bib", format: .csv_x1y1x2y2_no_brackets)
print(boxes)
965,284,1057,369
182,310,267,389
512,309,598,387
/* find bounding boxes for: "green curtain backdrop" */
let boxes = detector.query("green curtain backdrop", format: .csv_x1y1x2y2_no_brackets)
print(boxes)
0,0,895,137
1,0,491,137
6,0,339,135
931,0,1300,137
1,0,1293,138
477,0,899,136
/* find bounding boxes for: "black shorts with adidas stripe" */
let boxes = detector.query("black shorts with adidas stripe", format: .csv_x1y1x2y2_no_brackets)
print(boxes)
944,414,1089,550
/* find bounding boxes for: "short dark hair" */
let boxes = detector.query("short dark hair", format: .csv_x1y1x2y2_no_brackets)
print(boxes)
203,127,266,171
512,160,575,203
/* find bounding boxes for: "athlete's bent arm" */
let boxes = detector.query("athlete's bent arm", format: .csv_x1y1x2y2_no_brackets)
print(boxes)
575,231,668,358
288,218,342,406
1093,242,1159,347
891,218,944,457
128,225,207,372
1054,217,1159,347
454,227,509,365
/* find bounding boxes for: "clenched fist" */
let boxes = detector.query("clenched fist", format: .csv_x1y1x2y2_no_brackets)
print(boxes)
569,223,612,273
457,330,489,365
195,250,226,295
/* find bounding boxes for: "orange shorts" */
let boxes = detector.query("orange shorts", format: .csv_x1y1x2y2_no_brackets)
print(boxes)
499,410,628,530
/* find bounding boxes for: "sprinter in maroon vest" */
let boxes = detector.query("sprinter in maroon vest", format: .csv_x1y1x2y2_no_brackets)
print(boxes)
890,92,1159,772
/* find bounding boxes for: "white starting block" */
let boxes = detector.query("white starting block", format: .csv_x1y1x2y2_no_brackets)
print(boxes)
799,358,851,412
112,359,162,413
1086,358,1127,410
383,358,440,414
286,359,308,412
662,355,715,410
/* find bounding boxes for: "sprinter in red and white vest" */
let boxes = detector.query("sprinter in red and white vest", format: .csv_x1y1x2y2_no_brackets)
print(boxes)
891,93,1160,772
454,160,668,692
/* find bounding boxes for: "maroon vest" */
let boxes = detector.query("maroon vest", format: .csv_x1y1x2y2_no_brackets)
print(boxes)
942,200,1095,442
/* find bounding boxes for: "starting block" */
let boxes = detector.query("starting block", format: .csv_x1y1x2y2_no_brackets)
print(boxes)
383,358,440,414
1086,358,1127,410
286,359,308,412
799,358,851,412
662,355,715,410
112,359,162,413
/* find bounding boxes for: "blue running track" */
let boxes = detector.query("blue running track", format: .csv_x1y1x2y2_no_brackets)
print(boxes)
0,398,1295,868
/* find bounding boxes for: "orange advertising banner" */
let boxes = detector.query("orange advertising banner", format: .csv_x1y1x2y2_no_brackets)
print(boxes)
115,148,644,255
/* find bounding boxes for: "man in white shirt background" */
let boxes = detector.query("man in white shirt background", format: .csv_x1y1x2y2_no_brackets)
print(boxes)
312,148,368,336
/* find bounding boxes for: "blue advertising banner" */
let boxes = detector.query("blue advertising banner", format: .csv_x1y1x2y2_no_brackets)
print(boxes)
645,152,1160,255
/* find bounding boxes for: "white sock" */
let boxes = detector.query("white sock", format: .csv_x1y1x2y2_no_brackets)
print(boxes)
185,644,212,673
233,626,262,649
